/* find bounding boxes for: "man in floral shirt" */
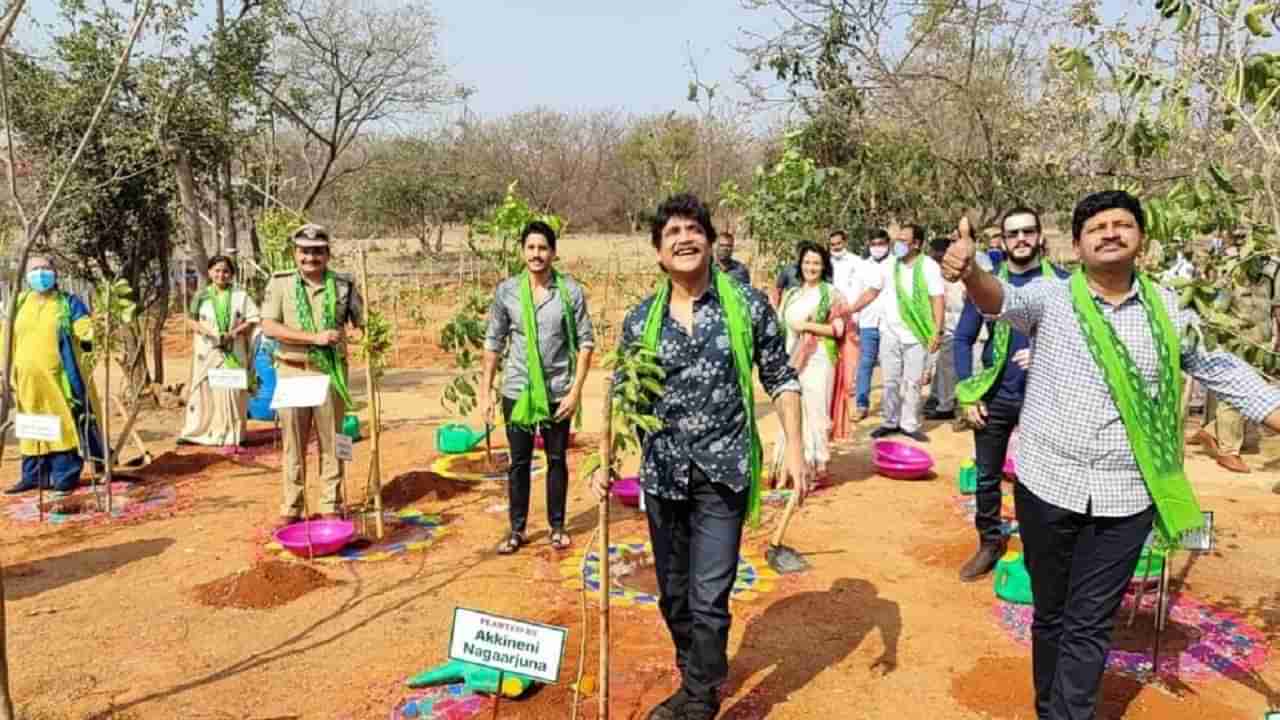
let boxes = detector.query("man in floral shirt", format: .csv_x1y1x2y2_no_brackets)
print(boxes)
592,194,808,720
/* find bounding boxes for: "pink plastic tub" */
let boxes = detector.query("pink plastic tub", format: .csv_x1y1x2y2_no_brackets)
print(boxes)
273,519,355,558
874,460,933,480
613,476,641,507
873,440,933,466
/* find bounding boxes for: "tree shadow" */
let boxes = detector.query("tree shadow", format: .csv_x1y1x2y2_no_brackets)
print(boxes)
5,538,176,601
720,578,900,719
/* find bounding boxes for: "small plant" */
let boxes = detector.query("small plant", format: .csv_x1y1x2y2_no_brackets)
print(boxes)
438,290,490,417
471,182,563,277
84,278,138,374
358,309,394,383
579,343,666,480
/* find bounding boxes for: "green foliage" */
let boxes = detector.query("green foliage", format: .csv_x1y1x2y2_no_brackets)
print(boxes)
358,309,394,383
438,291,490,418
719,135,835,265
577,342,666,481
257,208,305,273
470,182,564,277
84,279,138,373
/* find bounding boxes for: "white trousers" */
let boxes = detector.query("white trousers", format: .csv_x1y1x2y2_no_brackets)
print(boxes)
881,332,928,433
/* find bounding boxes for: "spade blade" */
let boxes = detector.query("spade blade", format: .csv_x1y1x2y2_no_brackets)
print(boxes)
766,544,811,574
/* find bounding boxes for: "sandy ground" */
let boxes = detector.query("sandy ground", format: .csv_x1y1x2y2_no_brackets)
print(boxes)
0,323,1278,719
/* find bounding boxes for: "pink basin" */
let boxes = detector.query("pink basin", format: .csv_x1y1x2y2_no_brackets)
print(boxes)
613,476,641,507
874,440,933,466
273,519,355,558
874,459,933,480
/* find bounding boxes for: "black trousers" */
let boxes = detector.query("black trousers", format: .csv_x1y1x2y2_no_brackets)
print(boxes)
973,395,1022,545
1014,483,1155,720
501,397,570,535
645,465,747,707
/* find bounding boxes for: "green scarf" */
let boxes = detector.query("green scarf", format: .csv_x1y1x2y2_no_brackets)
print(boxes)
641,267,764,527
894,257,935,345
956,258,1058,407
781,283,838,364
293,272,351,406
202,287,242,370
509,271,580,429
1069,269,1202,543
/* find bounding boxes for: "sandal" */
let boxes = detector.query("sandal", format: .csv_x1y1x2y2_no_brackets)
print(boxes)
496,532,526,555
549,528,572,551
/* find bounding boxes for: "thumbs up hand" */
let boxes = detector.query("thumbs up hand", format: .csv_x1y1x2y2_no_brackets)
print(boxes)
943,216,978,283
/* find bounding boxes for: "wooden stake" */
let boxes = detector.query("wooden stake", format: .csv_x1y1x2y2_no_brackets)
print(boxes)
358,244,384,540
598,378,614,720
100,293,113,514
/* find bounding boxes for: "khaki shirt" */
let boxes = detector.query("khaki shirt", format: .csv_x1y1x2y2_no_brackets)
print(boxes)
261,270,365,366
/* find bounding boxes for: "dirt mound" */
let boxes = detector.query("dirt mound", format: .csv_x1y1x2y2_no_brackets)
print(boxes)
381,471,480,507
951,656,1244,719
191,561,340,610
142,451,225,478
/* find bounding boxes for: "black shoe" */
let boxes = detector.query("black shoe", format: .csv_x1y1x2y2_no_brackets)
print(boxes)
959,541,1007,582
681,699,721,720
4,480,39,494
869,426,900,439
903,430,929,442
646,688,691,720
924,408,956,421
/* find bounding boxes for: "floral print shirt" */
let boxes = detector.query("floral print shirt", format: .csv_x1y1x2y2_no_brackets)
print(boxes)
617,281,800,500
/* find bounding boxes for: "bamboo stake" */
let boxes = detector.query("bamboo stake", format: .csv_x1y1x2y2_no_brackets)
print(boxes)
598,378,613,720
110,391,149,460
96,292,114,514
358,245,384,540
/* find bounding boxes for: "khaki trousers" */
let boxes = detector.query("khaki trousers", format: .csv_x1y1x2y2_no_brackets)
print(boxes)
1202,391,1247,456
278,367,345,516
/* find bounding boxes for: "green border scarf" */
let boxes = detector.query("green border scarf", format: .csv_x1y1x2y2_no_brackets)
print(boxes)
509,271,580,429
198,287,243,370
894,257,935,345
781,283,838,364
1069,269,1201,542
293,272,351,406
956,259,1057,407
641,267,764,527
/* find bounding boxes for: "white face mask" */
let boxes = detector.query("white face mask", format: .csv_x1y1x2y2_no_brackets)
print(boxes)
869,246,889,260
893,241,910,258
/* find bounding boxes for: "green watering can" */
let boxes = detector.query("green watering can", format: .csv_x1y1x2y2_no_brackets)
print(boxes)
994,551,1034,605
340,414,361,441
435,423,491,454
957,459,978,495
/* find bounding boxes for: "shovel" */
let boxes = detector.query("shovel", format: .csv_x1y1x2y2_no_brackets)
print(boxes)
765,468,810,574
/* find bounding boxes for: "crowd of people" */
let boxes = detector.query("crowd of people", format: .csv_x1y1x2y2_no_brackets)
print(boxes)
4,189,1280,720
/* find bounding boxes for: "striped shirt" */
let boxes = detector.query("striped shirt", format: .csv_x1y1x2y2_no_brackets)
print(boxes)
995,275,1280,517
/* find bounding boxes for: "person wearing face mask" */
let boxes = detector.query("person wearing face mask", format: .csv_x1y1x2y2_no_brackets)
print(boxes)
825,230,862,439
6,256,105,496
851,229,891,420
952,207,1068,582
847,225,946,442
179,256,261,447
714,231,752,286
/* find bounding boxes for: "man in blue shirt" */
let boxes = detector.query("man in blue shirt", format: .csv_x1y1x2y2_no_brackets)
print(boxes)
953,207,1066,581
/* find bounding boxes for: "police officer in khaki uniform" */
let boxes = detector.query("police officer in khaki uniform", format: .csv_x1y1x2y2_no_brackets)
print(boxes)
260,224,364,525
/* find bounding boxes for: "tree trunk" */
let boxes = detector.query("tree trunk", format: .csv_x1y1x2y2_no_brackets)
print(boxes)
150,235,171,386
173,149,210,295
434,224,444,254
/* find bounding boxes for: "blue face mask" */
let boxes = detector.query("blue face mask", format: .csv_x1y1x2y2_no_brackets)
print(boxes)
988,249,1006,265
26,269,56,293
892,241,910,258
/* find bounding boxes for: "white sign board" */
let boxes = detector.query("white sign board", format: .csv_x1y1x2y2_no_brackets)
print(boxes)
270,375,331,409
1182,511,1214,552
208,368,249,390
335,433,353,462
14,414,61,443
448,607,567,684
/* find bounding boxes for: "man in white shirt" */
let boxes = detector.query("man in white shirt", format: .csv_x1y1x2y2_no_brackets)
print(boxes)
828,230,860,297
848,225,945,441
852,230,892,420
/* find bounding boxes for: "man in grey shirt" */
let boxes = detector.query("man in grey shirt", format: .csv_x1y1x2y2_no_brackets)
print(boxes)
943,190,1280,720
481,221,594,554
714,231,751,286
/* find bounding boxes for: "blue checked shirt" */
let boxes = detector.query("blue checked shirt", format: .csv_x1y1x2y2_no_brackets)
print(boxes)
617,281,800,500
994,275,1280,517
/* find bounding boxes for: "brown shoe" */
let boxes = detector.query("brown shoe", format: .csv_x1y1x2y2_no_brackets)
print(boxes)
1216,454,1250,474
959,541,1007,582
1188,429,1219,454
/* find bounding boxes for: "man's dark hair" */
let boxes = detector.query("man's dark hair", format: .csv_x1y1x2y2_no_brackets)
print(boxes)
793,241,834,283
929,236,950,254
520,220,558,251
1002,206,1042,234
1072,190,1145,241
868,228,890,243
207,255,237,274
829,230,847,242
650,193,717,248
905,224,926,244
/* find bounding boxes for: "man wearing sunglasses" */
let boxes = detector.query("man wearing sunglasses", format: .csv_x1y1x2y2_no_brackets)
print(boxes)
952,207,1067,581
261,224,364,528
